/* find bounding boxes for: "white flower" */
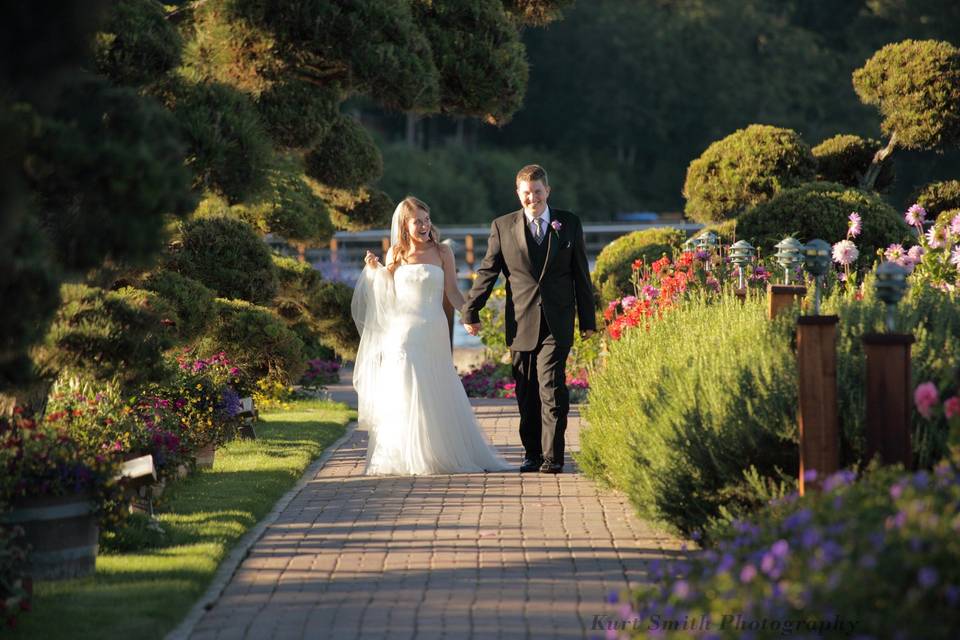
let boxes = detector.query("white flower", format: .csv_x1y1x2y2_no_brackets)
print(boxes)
831,240,859,266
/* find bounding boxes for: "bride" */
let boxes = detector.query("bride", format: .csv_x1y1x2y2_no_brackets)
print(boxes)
351,196,512,475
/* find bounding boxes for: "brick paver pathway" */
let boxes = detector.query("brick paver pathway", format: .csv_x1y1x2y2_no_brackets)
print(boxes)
188,400,684,640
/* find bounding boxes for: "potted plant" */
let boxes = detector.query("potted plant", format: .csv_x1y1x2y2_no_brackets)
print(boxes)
0,409,120,580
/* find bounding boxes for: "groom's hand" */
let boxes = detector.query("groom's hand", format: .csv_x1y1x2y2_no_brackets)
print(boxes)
464,323,481,336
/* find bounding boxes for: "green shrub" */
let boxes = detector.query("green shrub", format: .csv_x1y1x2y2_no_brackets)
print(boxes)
169,216,278,305
94,0,182,86
625,462,960,639
682,124,816,224
581,282,960,535
304,115,383,190
812,133,894,190
592,227,685,303
736,182,910,269
35,285,175,390
914,180,960,218
195,298,305,387
580,294,798,535
169,80,272,203
140,269,216,341
310,280,360,359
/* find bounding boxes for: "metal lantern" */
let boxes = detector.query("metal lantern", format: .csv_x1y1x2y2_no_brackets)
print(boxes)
694,231,719,252
875,261,909,332
802,239,832,315
774,237,804,285
729,240,755,290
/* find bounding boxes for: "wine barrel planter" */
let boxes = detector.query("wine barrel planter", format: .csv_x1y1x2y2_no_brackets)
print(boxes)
195,442,217,469
0,494,98,580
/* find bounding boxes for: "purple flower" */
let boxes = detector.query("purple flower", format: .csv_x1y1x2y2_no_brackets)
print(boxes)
803,469,818,483
641,285,660,300
847,212,862,238
694,249,710,261
951,213,960,236
550,220,562,231
907,245,924,265
918,567,938,589
739,564,757,583
823,469,856,492
606,590,619,604
621,295,638,310
672,580,690,600
905,204,926,227
771,539,790,559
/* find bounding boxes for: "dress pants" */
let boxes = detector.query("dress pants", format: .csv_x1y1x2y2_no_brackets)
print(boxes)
511,312,571,465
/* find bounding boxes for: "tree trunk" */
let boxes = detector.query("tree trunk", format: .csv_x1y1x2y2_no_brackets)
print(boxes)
405,112,418,148
860,132,897,191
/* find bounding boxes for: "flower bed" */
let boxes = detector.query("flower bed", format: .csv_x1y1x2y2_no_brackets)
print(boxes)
613,460,960,640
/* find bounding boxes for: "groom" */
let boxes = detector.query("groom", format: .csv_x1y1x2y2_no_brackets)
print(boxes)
461,165,596,473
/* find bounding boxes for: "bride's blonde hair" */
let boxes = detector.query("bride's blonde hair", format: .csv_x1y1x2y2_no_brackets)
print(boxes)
390,196,441,265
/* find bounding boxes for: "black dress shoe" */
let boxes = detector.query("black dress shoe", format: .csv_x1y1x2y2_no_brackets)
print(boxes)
520,458,543,472
540,461,563,474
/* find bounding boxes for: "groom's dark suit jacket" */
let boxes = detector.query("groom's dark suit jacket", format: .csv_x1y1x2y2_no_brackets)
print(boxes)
461,209,596,352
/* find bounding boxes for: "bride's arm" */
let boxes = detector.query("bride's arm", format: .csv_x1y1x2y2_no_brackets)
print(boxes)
440,244,466,309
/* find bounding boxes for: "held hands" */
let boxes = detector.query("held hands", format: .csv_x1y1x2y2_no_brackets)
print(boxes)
463,322,482,336
364,251,381,269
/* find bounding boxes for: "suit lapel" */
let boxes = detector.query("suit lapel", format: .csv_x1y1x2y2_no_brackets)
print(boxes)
538,213,561,282
513,210,534,275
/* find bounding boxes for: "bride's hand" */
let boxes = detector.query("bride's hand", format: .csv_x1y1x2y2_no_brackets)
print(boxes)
364,251,381,268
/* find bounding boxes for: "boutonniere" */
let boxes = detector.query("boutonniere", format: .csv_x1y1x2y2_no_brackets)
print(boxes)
550,220,562,232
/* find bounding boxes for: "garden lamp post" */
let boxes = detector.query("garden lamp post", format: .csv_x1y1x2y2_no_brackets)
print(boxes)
796,238,839,495
802,239,831,316
874,261,909,333
694,231,719,272
774,237,804,285
862,261,914,468
729,240,755,291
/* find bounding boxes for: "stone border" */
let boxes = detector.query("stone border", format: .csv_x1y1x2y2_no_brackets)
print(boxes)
165,420,360,640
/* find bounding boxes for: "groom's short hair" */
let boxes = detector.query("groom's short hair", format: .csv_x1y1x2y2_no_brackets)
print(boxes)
516,164,548,187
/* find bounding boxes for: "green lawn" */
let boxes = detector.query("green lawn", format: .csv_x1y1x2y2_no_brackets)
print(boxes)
12,399,355,640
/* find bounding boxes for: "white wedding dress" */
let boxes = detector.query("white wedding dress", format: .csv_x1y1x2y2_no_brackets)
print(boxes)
351,263,512,475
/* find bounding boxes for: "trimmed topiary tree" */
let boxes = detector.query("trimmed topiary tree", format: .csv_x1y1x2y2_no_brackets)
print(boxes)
592,227,685,303
196,298,305,387
304,115,383,190
737,182,910,269
140,269,216,342
168,216,278,305
913,180,960,218
166,80,273,203
93,0,182,86
326,187,394,232
36,285,176,390
256,81,339,149
812,134,894,191
853,39,960,190
682,124,817,224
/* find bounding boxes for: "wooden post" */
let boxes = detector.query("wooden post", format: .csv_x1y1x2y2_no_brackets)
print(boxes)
768,284,807,319
465,234,475,269
796,315,840,495
862,333,914,468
